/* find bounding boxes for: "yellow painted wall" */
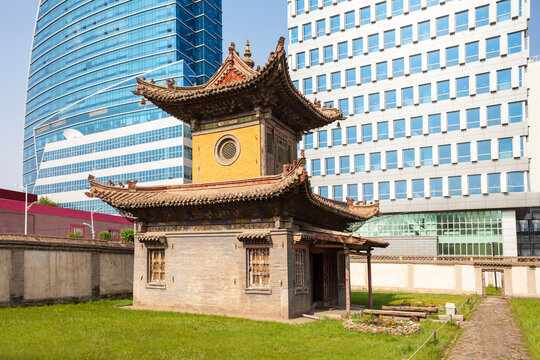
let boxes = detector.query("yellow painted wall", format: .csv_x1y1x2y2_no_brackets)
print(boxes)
192,124,262,183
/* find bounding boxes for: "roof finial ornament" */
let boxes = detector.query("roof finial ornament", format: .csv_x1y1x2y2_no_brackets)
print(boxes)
243,40,255,68
229,42,236,54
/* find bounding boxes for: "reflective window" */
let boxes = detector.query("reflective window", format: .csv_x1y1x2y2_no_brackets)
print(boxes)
508,172,525,192
353,38,363,56
384,30,396,49
497,69,511,90
394,119,406,138
395,180,407,199
428,50,440,70
353,96,364,114
392,0,404,16
418,21,430,41
378,121,389,140
296,52,306,69
338,42,348,59
486,37,500,58
361,6,371,25
429,114,441,134
476,5,489,27
498,138,513,159
310,49,319,66
409,0,421,12
449,176,462,196
410,54,422,74
369,93,380,112
333,185,343,201
317,75,326,92
419,84,431,104
458,143,471,163
466,42,479,62
497,0,511,22
370,152,381,171
319,186,329,198
331,71,341,89
325,157,335,175
361,65,372,83
457,77,469,97
316,19,326,37
311,159,321,176
330,15,340,33
377,62,388,80
437,16,449,37
413,179,424,198
324,45,333,63
431,178,443,197
509,102,523,123
488,173,501,193
401,25,412,45
318,130,327,148
439,144,451,164
437,80,450,100
487,105,501,126
447,111,460,132
469,175,482,194
386,150,397,169
346,69,356,87
456,10,469,32
376,2,387,21
338,99,349,116
310,0,318,11
478,140,491,161
508,32,522,54
355,154,366,172
393,58,404,77
379,182,390,200
411,116,423,136
346,126,357,144
385,90,396,109
303,23,312,40
368,34,379,52
467,108,480,129
340,156,350,174
348,184,359,201
476,73,490,94
446,46,459,67
332,128,342,146
363,183,374,201
345,11,355,29
402,87,413,107
290,27,298,43
421,147,433,166
403,149,415,168
296,0,305,14
362,124,373,142
304,133,314,149
303,78,312,95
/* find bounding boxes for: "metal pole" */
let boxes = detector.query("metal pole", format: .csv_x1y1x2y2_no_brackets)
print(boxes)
345,249,351,317
24,184,28,235
367,249,373,309
91,210,95,239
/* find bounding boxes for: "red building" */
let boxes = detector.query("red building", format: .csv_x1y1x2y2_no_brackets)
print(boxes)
0,189,132,240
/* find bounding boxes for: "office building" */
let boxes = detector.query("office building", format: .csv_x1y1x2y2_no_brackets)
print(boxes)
288,0,536,255
23,0,222,213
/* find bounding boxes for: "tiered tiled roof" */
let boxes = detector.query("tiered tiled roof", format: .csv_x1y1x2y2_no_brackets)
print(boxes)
132,38,344,133
86,157,381,231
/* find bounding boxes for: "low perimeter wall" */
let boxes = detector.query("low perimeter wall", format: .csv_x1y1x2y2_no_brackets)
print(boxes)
0,233,134,306
351,255,540,299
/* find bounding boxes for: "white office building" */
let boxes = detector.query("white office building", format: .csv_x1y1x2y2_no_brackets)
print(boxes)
34,117,192,215
288,0,538,255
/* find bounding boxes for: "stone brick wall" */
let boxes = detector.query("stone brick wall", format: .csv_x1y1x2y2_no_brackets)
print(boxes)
133,229,315,319
0,234,133,306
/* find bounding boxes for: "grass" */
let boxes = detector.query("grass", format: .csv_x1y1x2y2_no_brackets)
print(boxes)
0,291,474,360
485,285,502,296
511,298,540,359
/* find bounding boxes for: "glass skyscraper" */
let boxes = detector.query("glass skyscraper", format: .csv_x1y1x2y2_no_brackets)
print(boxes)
24,0,222,213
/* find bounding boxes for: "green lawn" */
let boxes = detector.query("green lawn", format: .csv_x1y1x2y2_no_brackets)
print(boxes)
512,298,540,359
0,291,472,360
485,285,502,296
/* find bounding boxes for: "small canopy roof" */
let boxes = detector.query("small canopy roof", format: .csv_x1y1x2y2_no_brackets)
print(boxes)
133,38,344,133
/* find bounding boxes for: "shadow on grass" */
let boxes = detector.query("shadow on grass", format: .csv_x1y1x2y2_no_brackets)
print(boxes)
351,291,470,310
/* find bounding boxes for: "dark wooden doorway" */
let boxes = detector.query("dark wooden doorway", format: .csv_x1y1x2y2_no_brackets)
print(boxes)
311,250,337,306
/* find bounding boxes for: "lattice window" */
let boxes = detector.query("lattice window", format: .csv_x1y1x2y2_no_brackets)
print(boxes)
148,249,165,283
247,248,270,288
294,249,305,288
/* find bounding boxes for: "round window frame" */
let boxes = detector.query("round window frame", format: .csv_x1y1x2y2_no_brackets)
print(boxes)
214,134,241,166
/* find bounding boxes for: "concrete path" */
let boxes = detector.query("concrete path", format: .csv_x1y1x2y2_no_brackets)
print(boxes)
446,297,530,360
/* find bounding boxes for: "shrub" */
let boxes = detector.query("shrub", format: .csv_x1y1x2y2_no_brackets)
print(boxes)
38,196,59,207
67,232,82,238
98,231,111,241
120,228,134,242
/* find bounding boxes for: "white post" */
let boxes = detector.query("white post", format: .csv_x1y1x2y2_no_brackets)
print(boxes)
24,184,28,235
91,210,95,239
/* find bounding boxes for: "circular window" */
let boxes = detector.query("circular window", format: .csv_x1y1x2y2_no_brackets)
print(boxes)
215,134,241,166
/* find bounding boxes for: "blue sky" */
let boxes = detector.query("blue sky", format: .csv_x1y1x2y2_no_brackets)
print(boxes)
0,1,537,191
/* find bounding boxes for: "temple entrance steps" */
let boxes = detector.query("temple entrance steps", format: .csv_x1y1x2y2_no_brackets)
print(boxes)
302,305,366,320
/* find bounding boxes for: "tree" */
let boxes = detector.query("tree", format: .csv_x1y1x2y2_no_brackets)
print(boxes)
38,196,59,207
120,228,134,243
98,231,111,241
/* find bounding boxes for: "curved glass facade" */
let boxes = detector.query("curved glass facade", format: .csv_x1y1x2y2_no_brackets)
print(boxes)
24,0,222,191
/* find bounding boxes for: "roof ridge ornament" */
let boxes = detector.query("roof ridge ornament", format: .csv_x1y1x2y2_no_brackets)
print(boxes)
229,42,236,55
243,40,255,68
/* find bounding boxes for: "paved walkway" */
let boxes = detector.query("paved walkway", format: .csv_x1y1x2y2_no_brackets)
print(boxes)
446,297,530,360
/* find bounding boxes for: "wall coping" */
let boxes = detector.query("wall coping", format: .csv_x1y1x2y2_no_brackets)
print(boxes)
0,233,134,253
351,254,540,267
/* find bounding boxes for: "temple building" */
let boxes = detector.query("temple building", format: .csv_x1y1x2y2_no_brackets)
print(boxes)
86,38,387,319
